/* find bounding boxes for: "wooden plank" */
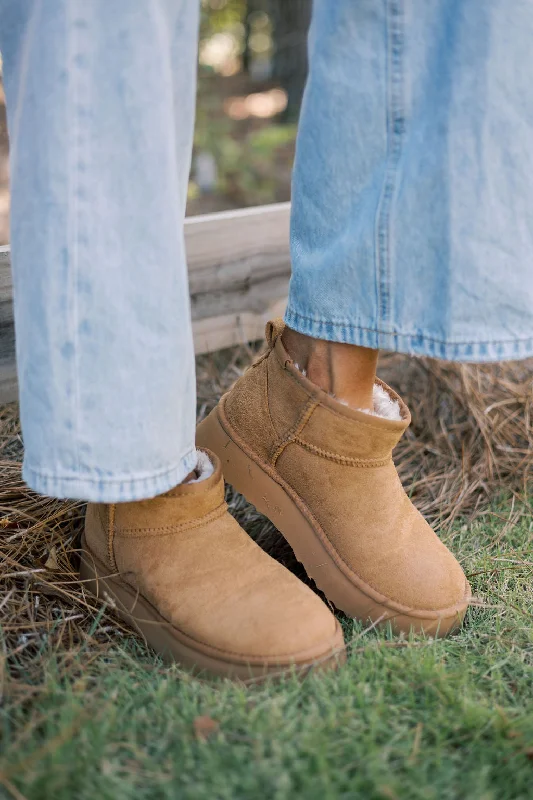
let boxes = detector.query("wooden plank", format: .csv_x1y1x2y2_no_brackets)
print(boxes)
0,202,291,404
193,300,288,356
186,202,290,342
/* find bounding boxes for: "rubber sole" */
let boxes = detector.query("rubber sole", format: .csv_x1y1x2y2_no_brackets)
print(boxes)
196,403,471,637
79,537,345,682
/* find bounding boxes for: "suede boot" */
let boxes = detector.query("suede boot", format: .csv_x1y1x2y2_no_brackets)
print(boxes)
196,322,471,636
80,448,344,680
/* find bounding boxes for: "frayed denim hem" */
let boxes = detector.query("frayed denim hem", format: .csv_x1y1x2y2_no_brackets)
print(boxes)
23,447,199,503
284,308,533,363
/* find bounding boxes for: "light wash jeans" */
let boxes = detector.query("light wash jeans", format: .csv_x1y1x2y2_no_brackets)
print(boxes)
287,0,533,361
0,0,199,501
0,0,531,503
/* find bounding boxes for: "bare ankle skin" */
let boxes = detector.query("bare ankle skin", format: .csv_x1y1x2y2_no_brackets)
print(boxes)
281,327,379,411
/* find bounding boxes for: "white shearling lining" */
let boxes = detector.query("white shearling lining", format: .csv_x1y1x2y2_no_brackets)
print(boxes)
187,449,215,483
355,383,402,421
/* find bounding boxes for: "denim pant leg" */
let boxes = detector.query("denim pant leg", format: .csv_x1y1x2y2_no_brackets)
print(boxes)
287,0,533,362
0,0,199,501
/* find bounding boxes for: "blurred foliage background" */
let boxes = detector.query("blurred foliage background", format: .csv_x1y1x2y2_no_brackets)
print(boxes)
187,0,311,215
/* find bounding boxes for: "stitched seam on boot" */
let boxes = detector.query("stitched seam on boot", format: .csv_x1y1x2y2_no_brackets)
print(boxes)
96,503,107,531
270,398,318,467
264,355,285,440
292,436,392,467
107,505,118,572
114,503,227,538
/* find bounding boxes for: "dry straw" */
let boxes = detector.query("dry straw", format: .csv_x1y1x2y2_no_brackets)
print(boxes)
1,349,531,685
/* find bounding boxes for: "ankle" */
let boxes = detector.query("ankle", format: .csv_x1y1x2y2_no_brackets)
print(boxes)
281,327,378,411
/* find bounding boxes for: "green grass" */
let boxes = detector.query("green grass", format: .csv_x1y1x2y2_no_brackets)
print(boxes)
1,499,532,800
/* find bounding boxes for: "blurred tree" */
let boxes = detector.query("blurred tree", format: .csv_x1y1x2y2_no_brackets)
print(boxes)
242,0,260,73
242,0,311,119
268,0,311,121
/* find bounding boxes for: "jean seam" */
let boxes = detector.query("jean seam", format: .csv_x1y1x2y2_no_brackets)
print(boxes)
375,0,405,335
116,504,228,538
285,308,533,348
293,437,391,467
67,1,81,476
270,398,318,467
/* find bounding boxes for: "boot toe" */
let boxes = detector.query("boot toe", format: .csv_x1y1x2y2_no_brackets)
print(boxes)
212,567,345,667
386,542,468,614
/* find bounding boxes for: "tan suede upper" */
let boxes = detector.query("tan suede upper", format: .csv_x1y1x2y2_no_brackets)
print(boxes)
84,451,340,662
221,321,468,614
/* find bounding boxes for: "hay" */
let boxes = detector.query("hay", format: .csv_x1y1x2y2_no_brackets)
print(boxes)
1,348,531,683
379,354,532,524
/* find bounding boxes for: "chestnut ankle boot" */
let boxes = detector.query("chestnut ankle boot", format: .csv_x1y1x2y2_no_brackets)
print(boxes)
197,322,471,637
81,448,345,680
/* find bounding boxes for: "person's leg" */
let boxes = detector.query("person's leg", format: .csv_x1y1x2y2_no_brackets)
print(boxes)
282,0,533,422
0,0,198,501
279,0,387,416
0,0,344,677
286,0,533,362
